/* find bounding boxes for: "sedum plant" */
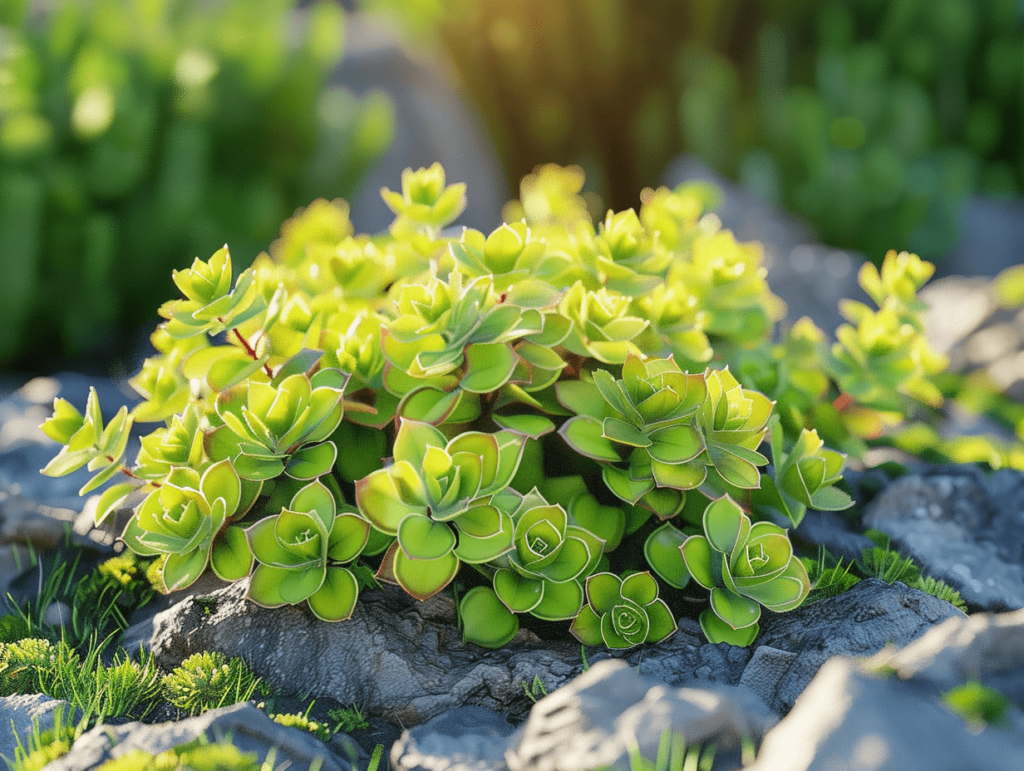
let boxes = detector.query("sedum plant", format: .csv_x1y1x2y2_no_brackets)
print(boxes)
42,163,954,651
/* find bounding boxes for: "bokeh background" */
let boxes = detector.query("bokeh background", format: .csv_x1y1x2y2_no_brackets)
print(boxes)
1,0,1022,373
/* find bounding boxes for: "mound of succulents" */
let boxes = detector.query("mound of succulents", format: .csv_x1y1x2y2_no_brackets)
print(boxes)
42,162,950,649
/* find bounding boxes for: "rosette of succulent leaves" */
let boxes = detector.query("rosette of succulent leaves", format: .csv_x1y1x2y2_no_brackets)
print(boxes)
42,162,952,648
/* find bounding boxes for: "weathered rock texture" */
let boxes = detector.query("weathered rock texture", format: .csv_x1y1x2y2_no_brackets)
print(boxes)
504,659,775,771
749,578,964,713
864,471,1024,612
41,702,362,771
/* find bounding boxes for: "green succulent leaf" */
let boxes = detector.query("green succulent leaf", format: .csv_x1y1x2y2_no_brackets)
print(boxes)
460,586,520,648
644,523,691,589
699,609,758,646
710,588,761,630
383,542,460,601
530,578,584,621
397,513,457,560
493,569,544,613
560,416,621,462
681,535,718,590
307,567,359,622
211,526,254,581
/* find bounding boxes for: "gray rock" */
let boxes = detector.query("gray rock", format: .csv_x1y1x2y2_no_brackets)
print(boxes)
793,509,876,562
504,659,776,771
738,647,798,713
748,657,1024,771
137,580,755,728
41,701,362,771
144,579,583,727
868,607,1024,708
661,155,866,338
754,578,964,713
864,472,1024,612
937,196,1024,281
392,706,517,771
0,694,76,768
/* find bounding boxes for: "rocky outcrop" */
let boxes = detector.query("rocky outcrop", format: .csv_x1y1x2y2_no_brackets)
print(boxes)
864,470,1024,612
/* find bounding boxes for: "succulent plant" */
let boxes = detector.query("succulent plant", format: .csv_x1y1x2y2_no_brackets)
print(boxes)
41,163,966,652
120,460,254,592
569,571,677,650
246,479,369,621
680,495,809,646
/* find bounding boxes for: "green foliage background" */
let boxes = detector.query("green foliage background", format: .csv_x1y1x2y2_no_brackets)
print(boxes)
365,0,1024,262
0,0,393,367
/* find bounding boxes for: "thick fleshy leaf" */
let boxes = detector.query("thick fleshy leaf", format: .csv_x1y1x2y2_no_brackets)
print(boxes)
554,380,606,419
644,599,678,644
611,599,650,645
599,610,633,649
601,417,650,449
699,608,758,646
461,343,518,393
493,569,544,613
200,459,241,518
210,526,253,581
809,485,854,511
585,572,623,615
307,567,359,622
247,517,304,567
531,578,584,621
94,482,137,528
355,463,425,534
492,413,555,439
278,564,327,604
644,523,690,589
650,459,706,491
399,387,462,425
569,604,604,646
393,419,448,467
703,497,749,555
397,514,457,560
710,588,761,630
391,545,460,601
562,415,621,463
707,444,762,489
232,454,285,481
285,441,338,480
161,548,209,592
602,465,655,505
680,535,717,590
621,571,659,606
647,424,704,464
569,495,625,553
327,513,372,564
120,516,165,557
454,526,514,564
460,586,520,648
288,479,337,532
247,564,289,607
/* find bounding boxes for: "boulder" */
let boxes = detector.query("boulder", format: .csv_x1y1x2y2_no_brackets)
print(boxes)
0,694,76,767
133,577,771,728
503,659,776,771
748,657,1024,771
751,578,965,713
864,471,1024,612
391,705,517,771
867,607,1024,708
41,701,364,771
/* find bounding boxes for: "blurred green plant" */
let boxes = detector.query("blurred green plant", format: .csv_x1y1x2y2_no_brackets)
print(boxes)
365,0,1023,262
0,0,392,366
42,163,982,652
